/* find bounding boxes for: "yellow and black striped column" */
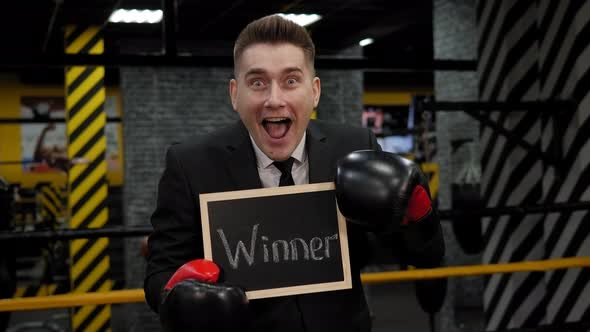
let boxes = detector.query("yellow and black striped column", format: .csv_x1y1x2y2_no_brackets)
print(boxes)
37,183,64,225
65,25,112,332
13,282,70,298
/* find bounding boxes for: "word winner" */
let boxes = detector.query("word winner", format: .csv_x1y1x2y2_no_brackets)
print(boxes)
216,224,339,269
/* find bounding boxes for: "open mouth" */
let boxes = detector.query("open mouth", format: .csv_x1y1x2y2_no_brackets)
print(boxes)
262,118,292,139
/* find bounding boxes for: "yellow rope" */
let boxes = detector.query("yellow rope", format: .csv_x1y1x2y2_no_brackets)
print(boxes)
360,256,590,284
1,256,588,312
0,289,144,312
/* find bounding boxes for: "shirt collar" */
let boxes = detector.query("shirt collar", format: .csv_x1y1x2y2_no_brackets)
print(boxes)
250,132,307,169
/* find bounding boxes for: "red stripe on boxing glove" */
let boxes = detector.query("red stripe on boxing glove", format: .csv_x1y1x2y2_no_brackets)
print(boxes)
402,185,433,225
164,259,220,290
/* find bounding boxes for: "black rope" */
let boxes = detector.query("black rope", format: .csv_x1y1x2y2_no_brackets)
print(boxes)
0,117,121,124
0,226,151,241
439,201,590,219
421,100,575,112
1,201,590,240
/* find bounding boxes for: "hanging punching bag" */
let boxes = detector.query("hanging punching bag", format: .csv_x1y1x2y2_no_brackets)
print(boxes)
451,140,484,255
451,182,484,254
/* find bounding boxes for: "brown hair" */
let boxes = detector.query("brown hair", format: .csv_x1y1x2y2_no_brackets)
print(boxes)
233,15,316,75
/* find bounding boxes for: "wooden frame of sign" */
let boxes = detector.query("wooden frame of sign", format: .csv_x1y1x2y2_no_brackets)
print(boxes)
199,182,352,300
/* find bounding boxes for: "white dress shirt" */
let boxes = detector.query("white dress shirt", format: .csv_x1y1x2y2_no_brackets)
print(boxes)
250,133,309,188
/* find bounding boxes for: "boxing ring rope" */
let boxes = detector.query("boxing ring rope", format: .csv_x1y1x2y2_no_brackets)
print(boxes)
0,289,142,312
1,256,588,312
359,256,590,283
3,201,590,242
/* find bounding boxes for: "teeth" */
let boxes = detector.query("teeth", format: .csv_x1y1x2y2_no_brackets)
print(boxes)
265,118,288,123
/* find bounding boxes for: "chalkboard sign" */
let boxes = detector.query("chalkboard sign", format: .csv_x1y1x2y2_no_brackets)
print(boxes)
199,182,352,300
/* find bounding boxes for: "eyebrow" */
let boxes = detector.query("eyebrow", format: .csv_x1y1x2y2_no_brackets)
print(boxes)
244,68,266,77
283,67,304,75
244,66,304,78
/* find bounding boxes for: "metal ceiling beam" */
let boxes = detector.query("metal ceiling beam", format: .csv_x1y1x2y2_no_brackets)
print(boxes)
42,0,63,53
195,0,249,34
162,0,177,55
0,54,476,71
315,5,426,50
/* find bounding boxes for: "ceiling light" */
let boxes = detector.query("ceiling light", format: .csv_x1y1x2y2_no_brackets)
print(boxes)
109,9,163,24
359,38,374,47
277,13,322,27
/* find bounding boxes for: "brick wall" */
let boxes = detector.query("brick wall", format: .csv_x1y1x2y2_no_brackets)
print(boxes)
317,69,364,125
433,0,483,331
120,66,236,331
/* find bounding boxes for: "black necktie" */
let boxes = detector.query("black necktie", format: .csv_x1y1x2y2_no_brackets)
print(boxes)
273,157,295,186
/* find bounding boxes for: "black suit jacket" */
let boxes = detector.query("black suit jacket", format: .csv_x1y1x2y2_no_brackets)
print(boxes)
145,120,381,332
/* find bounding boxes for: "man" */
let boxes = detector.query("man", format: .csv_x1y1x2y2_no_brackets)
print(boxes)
146,14,444,332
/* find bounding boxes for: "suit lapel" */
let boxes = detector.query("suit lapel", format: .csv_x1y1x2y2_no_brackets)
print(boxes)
224,120,333,188
225,121,262,190
307,121,333,183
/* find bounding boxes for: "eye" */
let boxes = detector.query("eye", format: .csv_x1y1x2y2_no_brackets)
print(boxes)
286,77,299,86
249,79,265,89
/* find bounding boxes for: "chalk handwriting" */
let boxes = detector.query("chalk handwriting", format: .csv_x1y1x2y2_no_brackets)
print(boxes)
216,224,339,269
217,224,258,269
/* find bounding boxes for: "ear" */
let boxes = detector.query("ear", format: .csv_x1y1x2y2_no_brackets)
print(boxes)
229,79,238,111
312,77,321,108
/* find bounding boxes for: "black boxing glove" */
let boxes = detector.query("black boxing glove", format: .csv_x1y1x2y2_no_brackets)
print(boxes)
159,259,250,332
335,150,432,228
335,150,444,263
335,150,447,313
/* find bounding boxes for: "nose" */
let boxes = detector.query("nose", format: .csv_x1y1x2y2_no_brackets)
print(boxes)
264,82,285,109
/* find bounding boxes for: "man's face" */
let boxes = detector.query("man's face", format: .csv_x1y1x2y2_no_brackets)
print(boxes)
230,43,321,161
